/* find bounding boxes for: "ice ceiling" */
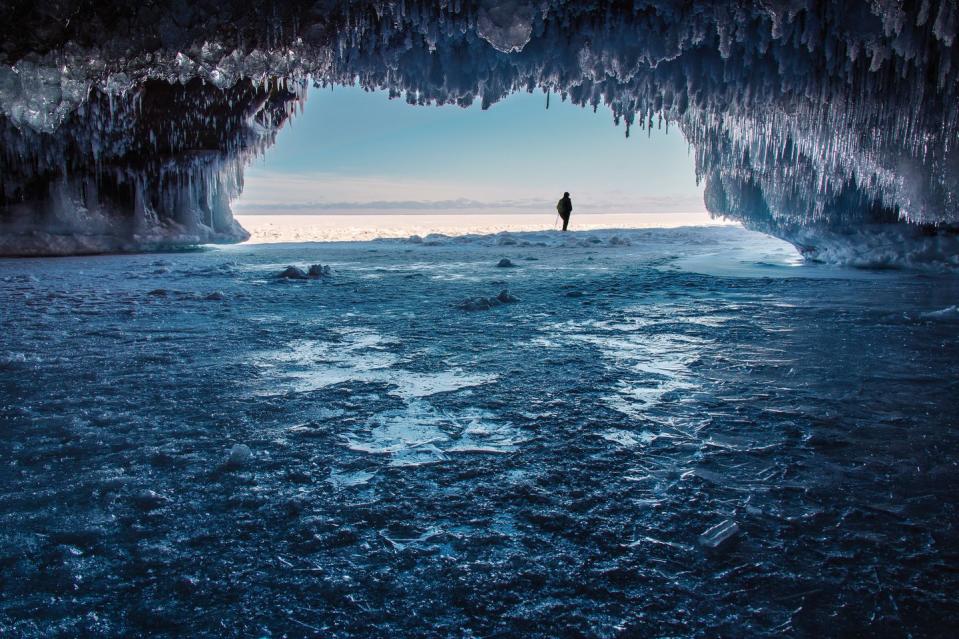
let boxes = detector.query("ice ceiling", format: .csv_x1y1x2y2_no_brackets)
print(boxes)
1,1,958,263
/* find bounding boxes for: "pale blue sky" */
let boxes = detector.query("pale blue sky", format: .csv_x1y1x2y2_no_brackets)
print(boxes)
237,85,707,215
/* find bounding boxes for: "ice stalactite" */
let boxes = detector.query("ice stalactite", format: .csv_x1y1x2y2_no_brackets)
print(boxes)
1,1,958,263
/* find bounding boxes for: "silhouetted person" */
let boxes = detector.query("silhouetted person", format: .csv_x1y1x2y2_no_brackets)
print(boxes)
557,192,572,231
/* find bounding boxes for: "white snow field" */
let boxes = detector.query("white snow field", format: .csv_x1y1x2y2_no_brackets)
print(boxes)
1,225,959,636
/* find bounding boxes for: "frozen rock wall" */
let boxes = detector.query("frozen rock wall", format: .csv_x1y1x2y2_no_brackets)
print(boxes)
1,1,958,263
0,75,303,255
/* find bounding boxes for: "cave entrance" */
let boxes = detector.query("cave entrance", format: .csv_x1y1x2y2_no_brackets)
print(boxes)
233,83,717,243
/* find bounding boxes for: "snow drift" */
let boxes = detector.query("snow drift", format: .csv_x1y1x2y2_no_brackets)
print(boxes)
1,1,958,262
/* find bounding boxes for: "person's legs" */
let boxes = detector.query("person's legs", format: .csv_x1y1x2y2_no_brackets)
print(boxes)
562,214,569,231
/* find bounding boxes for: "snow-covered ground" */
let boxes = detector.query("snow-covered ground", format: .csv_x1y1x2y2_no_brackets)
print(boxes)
1,225,958,636
235,212,728,244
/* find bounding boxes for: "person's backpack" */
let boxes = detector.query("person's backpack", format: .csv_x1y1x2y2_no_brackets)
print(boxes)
557,198,571,216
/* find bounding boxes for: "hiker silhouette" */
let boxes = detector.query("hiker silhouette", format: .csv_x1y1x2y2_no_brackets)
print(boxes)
557,192,572,231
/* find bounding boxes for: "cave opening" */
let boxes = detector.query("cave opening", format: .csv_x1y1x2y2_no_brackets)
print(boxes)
232,82,718,243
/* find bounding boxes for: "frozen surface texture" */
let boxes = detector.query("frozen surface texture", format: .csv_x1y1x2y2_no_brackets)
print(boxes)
1,227,958,635
1,1,959,260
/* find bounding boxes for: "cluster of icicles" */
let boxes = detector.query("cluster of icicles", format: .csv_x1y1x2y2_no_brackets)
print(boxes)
0,77,305,255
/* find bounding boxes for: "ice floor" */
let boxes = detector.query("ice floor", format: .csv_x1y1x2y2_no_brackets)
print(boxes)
1,226,958,637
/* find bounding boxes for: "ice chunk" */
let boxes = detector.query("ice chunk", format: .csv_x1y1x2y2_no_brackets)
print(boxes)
278,264,331,280
496,289,517,303
476,1,535,53
278,266,309,280
327,469,376,489
307,264,332,278
698,519,741,552
457,289,517,311
226,444,253,468
922,305,959,320
131,489,169,511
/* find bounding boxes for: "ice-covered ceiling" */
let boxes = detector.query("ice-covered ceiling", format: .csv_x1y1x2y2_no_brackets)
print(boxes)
1,1,958,263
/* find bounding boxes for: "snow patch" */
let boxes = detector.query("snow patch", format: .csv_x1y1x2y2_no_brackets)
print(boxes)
341,402,526,467
254,330,497,399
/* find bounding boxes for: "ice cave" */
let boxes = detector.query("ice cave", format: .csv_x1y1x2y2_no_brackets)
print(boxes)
4,3,959,637
2,1,959,264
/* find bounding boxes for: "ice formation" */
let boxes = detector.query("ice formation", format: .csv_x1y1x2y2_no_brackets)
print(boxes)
2,1,958,262
0,74,303,254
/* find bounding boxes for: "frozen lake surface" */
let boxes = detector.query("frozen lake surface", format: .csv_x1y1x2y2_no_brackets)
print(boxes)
1,225,958,637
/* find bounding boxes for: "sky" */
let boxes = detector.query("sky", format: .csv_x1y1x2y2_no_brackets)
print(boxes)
235,84,708,217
